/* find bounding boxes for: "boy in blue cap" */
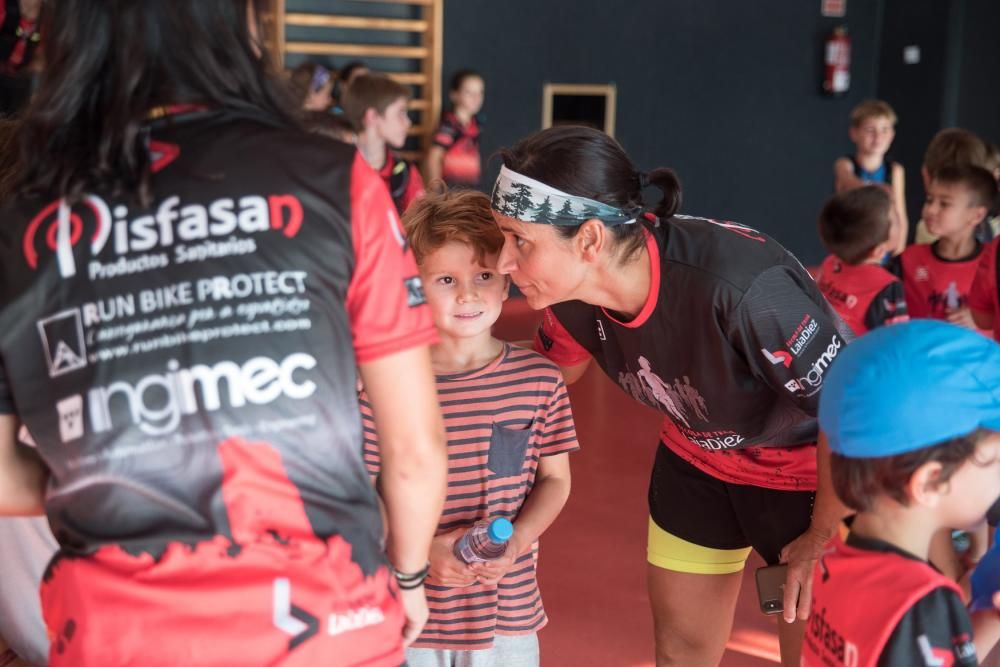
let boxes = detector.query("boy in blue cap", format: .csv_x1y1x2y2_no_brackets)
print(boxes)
802,320,1000,667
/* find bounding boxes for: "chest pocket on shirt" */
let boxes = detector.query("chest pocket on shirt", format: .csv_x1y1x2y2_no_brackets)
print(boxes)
488,422,532,478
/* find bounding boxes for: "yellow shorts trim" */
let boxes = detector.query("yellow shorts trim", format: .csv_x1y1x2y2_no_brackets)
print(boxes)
646,517,752,575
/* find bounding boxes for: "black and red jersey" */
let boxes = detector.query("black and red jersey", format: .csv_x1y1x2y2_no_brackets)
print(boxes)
0,108,436,666
533,216,853,491
968,238,999,342
816,255,908,336
432,111,481,187
893,242,983,323
377,147,424,215
803,534,978,667
0,0,40,73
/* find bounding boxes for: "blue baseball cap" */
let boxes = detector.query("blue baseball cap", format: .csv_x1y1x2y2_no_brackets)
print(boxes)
819,320,1000,458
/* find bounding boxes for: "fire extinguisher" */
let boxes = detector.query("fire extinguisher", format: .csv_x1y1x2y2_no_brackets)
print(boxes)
823,26,851,96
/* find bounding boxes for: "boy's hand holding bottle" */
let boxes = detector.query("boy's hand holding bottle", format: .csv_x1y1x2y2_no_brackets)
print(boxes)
469,532,524,586
428,527,477,588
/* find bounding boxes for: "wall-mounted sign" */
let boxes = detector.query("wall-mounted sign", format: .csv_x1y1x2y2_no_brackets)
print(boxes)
821,0,846,18
542,83,617,138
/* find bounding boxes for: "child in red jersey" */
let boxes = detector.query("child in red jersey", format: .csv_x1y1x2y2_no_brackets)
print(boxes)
914,129,990,245
803,321,1000,667
817,185,908,335
425,70,485,188
342,73,425,214
361,188,578,667
893,164,997,334
969,237,999,340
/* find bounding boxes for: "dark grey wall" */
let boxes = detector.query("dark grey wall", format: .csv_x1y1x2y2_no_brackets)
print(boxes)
875,0,954,233
442,1,881,264
956,0,1000,146
282,0,998,263
875,0,999,236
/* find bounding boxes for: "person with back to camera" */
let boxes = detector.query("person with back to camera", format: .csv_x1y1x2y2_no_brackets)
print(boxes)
816,185,909,336
490,125,855,666
802,320,1000,666
0,1,448,665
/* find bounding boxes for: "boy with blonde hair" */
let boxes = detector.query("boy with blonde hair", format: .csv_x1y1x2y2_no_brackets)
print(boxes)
834,100,908,254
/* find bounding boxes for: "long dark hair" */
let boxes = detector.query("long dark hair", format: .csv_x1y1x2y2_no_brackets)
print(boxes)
497,126,682,260
2,0,297,206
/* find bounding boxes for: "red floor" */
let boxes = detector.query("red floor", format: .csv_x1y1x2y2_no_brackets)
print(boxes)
495,298,1000,667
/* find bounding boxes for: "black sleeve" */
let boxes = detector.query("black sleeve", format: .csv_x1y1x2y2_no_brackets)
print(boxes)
731,265,853,416
863,280,909,332
988,496,1000,527
0,355,14,414
878,588,979,667
886,254,904,280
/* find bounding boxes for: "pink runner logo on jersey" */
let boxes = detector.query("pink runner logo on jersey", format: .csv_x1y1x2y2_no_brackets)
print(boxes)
23,193,305,278
618,357,709,429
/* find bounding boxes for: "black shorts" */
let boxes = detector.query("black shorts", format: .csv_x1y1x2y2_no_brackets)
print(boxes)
648,444,815,568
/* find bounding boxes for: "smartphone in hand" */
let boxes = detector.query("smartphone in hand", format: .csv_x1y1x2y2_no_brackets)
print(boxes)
755,564,788,615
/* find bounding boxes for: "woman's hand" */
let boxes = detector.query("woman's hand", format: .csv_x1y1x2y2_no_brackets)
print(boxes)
399,585,429,647
779,526,832,623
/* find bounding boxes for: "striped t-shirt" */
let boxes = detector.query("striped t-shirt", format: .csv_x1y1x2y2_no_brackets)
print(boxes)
361,343,579,650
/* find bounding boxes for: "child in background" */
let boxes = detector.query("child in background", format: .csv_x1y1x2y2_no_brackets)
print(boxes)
425,70,485,188
342,73,425,214
980,141,1000,241
336,60,369,100
969,235,999,339
361,188,578,667
289,61,334,112
892,164,996,333
833,100,907,254
816,185,908,335
803,320,1000,666
914,128,990,245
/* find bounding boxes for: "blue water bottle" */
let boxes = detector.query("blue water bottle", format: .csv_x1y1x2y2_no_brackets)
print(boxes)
454,517,514,564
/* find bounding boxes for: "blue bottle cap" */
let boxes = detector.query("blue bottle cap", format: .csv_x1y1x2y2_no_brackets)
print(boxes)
487,518,514,543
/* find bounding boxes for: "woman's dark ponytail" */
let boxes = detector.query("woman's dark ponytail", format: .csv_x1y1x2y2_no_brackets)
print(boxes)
644,167,682,219
498,125,684,262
